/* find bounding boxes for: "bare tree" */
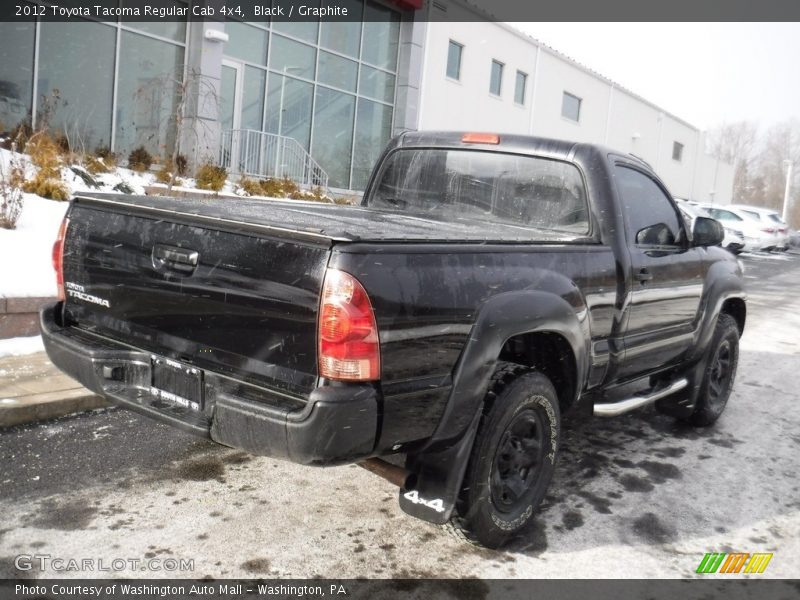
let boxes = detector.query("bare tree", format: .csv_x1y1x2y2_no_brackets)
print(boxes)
756,120,800,215
706,121,758,201
132,68,219,193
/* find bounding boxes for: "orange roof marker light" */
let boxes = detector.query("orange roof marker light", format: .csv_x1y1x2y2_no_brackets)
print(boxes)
461,132,500,145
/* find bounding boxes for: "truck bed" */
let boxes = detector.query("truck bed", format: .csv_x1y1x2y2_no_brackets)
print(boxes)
75,193,581,244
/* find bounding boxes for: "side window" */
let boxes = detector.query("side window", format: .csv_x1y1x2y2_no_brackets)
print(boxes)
710,209,742,221
615,165,683,247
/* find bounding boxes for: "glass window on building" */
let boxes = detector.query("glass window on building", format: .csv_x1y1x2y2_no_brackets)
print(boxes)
0,21,35,134
269,35,317,80
490,60,503,96
352,99,392,190
219,66,237,132
265,73,314,151
562,91,581,122
225,21,269,66
271,1,320,44
312,87,355,188
115,31,185,159
362,4,400,70
447,41,463,80
359,66,395,104
673,141,684,162
37,20,115,151
221,0,400,190
319,0,363,58
514,71,527,105
123,0,188,43
242,66,267,130
319,51,358,93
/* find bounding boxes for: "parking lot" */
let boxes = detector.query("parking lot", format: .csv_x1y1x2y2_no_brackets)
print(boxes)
1,250,799,580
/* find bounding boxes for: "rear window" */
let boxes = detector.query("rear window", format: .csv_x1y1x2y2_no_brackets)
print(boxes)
366,149,590,235
740,209,761,221
708,208,742,222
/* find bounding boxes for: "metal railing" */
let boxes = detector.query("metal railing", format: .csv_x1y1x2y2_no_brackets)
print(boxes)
219,129,329,190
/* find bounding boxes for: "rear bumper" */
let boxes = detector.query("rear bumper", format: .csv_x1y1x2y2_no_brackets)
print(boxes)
40,304,378,465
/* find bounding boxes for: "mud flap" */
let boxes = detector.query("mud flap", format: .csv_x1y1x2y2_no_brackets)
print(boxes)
655,356,706,419
398,409,482,524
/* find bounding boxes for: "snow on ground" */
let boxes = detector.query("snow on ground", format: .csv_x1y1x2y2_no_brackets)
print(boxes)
0,147,159,298
0,334,44,358
0,192,67,298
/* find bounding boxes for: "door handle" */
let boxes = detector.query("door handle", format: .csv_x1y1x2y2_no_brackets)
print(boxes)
635,268,653,283
152,244,199,274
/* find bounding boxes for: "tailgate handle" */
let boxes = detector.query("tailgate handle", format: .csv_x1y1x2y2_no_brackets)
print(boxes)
153,244,199,274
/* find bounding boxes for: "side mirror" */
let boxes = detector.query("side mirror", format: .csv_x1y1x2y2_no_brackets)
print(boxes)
692,216,724,247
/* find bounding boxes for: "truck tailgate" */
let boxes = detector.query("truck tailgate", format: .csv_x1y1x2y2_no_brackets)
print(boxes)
61,197,330,398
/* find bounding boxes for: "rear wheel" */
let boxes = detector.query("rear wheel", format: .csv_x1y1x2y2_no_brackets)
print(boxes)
684,313,739,426
447,363,560,548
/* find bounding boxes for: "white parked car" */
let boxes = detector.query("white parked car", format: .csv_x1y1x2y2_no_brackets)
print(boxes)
732,205,790,251
675,200,744,254
700,205,775,252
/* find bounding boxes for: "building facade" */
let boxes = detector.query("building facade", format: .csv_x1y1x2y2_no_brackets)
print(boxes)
0,0,734,201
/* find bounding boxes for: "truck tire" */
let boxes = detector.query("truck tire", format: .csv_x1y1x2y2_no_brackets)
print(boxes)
447,363,560,548
685,313,739,426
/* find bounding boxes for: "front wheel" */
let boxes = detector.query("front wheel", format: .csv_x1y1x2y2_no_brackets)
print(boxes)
447,364,560,548
684,313,740,426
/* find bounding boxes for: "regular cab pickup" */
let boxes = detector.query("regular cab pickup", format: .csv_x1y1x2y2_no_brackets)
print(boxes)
41,132,746,547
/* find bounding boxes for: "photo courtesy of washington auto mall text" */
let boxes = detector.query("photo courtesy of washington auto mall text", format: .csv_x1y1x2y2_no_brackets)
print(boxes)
14,583,349,597
1,0,800,598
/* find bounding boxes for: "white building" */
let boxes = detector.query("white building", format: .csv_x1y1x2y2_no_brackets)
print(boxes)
410,16,734,203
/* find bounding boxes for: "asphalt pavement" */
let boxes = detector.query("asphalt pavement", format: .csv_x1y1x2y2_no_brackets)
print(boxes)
1,250,799,580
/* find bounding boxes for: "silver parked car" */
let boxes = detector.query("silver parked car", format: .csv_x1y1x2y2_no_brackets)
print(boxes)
675,200,744,254
731,205,789,251
700,205,775,252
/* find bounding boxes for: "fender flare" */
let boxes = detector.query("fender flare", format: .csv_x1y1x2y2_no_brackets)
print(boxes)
400,290,588,524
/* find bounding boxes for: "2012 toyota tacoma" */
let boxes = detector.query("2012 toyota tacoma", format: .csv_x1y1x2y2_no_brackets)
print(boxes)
41,131,746,548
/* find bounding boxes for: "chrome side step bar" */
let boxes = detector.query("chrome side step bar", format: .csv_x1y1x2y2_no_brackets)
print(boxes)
593,378,688,417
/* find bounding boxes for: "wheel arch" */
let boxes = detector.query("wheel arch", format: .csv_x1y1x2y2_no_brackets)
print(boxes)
400,289,587,525
720,297,746,335
498,330,579,414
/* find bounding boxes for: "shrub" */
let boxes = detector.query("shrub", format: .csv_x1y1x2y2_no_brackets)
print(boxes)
23,176,69,201
278,176,300,197
21,131,69,200
95,146,116,162
0,150,26,229
54,133,72,155
258,177,285,198
155,159,183,187
26,132,62,180
195,163,227,192
87,146,116,174
85,155,110,175
113,181,134,194
128,146,153,172
238,177,263,197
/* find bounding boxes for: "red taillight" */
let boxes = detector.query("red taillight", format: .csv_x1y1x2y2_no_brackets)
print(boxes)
461,132,500,144
52,217,69,301
318,269,380,381
762,227,775,234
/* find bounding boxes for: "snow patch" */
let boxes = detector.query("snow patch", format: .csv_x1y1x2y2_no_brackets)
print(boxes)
0,335,45,358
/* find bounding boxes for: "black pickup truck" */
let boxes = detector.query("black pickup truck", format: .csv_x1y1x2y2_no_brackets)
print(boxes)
42,131,746,547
